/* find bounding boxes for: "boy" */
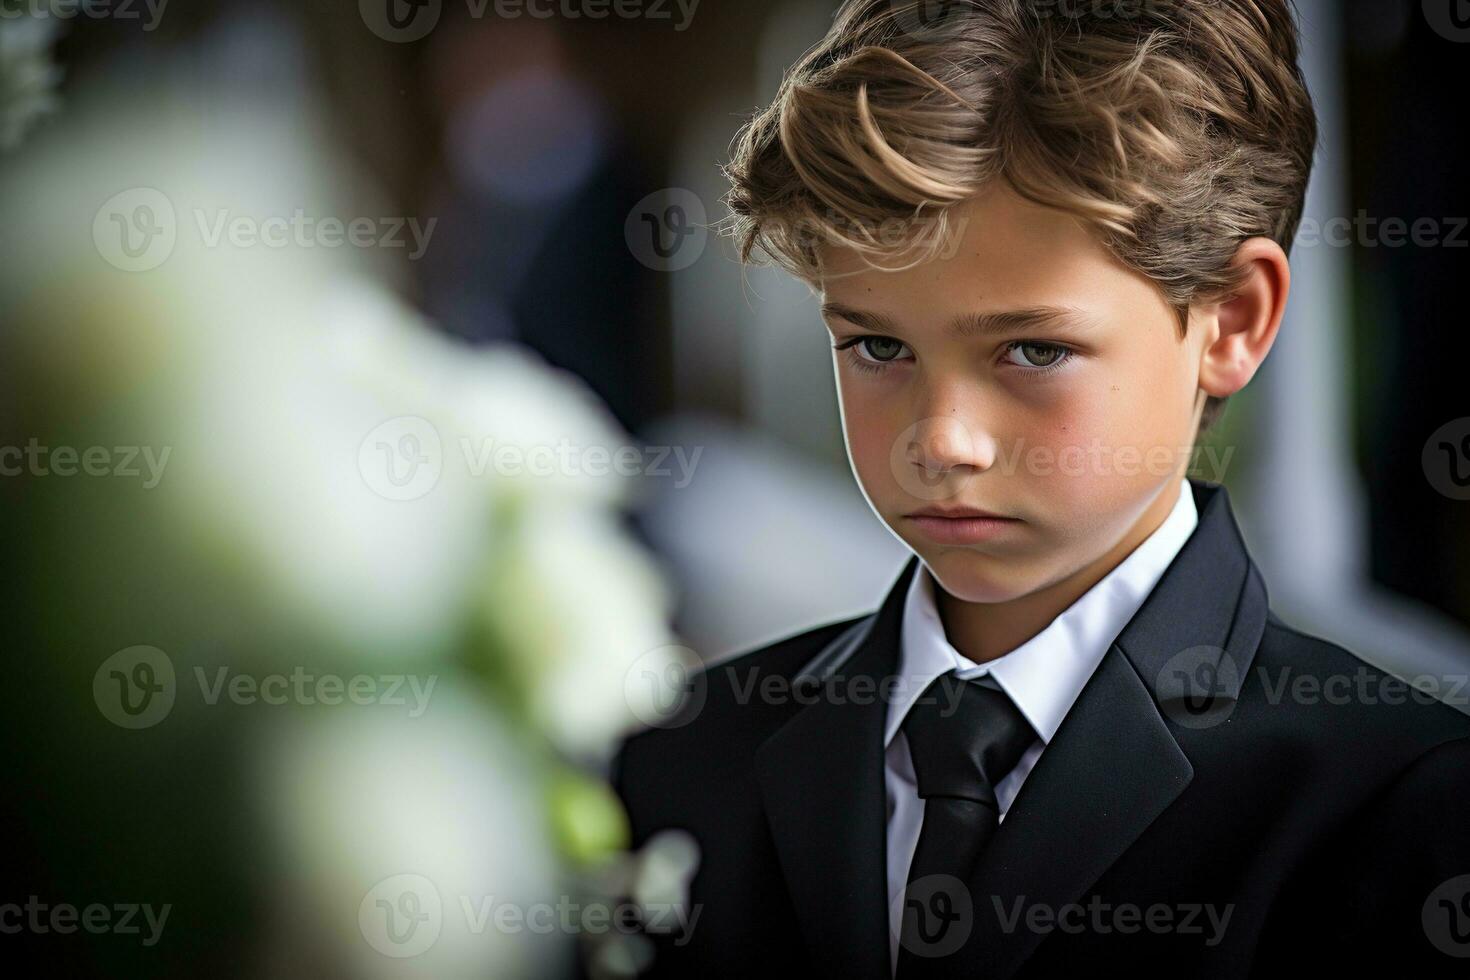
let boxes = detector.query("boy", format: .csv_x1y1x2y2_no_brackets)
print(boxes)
614,1,1470,976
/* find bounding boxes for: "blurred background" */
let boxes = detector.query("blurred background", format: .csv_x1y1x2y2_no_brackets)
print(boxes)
1,0,1467,976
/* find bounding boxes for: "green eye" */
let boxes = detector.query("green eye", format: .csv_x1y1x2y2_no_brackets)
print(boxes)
1005,340,1076,371
1017,339,1064,365
860,336,907,362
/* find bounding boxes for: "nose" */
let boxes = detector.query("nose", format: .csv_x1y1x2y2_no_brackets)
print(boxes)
907,369,998,478
906,413,995,478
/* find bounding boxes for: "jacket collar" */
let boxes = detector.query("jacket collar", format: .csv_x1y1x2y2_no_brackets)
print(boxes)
754,478,1268,979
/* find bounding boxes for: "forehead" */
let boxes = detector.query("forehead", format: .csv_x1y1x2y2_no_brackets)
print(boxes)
816,183,1132,315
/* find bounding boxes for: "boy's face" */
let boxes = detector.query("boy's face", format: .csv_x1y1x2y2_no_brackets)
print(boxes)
818,183,1210,604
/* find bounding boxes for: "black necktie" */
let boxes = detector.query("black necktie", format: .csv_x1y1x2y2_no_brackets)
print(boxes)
895,670,1039,976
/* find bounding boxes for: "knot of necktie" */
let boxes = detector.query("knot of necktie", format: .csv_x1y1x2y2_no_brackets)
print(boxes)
902,670,1039,810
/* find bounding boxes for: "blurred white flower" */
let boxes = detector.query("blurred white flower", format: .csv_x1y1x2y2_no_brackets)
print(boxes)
442,340,633,509
2,57,687,980
485,499,679,758
258,684,568,980
0,76,654,663
629,829,700,918
578,829,701,980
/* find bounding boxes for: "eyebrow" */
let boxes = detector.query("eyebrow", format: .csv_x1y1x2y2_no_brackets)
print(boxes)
819,302,1094,339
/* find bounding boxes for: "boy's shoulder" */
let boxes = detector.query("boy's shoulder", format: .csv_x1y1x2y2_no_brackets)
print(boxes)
1254,608,1470,735
622,614,867,745
1243,609,1470,808
1251,613,1470,948
612,613,871,805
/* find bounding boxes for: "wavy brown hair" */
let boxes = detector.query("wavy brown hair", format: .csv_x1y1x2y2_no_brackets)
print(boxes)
721,0,1318,432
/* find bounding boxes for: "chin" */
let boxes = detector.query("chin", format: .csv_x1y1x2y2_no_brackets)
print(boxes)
918,548,1045,604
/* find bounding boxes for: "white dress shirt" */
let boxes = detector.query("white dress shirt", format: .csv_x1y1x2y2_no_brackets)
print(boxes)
883,478,1199,970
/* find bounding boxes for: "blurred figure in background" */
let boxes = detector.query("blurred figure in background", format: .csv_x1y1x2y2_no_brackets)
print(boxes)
417,11,664,435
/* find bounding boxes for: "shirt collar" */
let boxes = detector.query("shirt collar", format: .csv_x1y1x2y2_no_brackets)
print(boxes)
885,477,1199,748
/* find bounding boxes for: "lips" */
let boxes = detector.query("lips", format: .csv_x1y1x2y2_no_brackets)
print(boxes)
904,508,1021,545
906,506,1013,520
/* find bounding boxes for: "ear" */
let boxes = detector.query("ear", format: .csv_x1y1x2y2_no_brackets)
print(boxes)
1193,237,1291,399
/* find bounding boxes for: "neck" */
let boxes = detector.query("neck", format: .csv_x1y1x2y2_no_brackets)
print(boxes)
935,478,1185,664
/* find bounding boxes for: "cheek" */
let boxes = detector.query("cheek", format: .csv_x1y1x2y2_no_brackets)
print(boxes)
1019,371,1182,525
838,379,897,496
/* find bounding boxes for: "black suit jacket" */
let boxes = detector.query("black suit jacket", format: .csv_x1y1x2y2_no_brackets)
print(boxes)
613,479,1470,977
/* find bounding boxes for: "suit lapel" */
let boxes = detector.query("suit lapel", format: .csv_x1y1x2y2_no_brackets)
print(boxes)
754,556,919,980
949,479,1270,979
750,480,1270,980
948,644,1194,978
